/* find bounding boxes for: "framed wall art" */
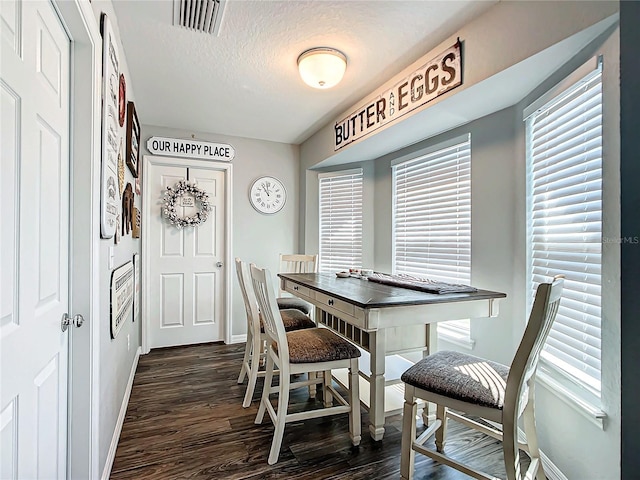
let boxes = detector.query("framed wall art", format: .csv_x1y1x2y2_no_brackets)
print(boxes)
100,13,119,238
126,101,140,178
133,253,140,322
110,261,133,339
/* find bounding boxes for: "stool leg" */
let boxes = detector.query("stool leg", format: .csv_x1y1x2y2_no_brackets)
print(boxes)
400,385,417,480
242,335,262,407
503,414,520,480
323,370,333,407
268,366,290,465
523,393,546,480
255,352,274,425
237,330,252,384
434,404,448,452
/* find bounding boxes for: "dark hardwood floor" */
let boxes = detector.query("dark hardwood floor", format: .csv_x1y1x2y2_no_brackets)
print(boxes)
111,343,526,479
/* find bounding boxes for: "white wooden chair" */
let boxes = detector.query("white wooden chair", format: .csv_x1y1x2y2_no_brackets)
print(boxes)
400,275,564,480
250,263,361,465
235,258,315,408
276,253,318,315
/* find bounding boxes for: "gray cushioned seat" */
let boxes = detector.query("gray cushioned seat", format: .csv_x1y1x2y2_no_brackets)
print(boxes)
260,309,315,333
277,297,313,315
401,351,510,409
277,328,361,364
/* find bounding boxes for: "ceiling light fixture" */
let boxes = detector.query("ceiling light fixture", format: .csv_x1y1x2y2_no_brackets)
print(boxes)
297,47,347,89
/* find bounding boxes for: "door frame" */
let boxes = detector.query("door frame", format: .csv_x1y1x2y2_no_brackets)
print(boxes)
141,154,233,353
53,0,102,478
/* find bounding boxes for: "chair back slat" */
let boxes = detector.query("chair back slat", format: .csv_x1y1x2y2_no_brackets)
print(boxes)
235,258,261,337
506,275,564,416
250,264,289,358
279,254,318,274
278,254,318,294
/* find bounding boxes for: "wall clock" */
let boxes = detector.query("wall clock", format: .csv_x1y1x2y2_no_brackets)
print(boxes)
250,176,286,214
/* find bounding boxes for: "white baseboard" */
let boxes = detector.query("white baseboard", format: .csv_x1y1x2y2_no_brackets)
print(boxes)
517,427,567,480
539,449,568,480
101,346,141,480
229,334,247,344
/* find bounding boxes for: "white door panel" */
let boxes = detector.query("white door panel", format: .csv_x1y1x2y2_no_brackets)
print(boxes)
1,1,70,478
148,164,225,348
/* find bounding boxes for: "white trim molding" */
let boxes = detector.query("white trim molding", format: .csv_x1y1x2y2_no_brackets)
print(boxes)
229,334,247,344
101,347,141,480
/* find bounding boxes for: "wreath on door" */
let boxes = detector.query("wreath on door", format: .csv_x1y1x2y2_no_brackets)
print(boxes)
162,180,212,228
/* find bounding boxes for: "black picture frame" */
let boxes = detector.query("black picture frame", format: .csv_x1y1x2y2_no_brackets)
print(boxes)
126,101,140,178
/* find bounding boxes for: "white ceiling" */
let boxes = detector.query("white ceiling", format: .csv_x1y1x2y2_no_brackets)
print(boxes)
111,0,498,145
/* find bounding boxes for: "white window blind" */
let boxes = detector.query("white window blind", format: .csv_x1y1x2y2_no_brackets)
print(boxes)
319,169,363,273
526,66,602,396
392,136,471,340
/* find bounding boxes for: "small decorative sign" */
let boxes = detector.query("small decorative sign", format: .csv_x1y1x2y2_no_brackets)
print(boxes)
334,40,462,151
110,261,134,339
181,195,195,207
147,136,235,161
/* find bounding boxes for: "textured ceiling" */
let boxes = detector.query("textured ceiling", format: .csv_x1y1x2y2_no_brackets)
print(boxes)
111,0,497,145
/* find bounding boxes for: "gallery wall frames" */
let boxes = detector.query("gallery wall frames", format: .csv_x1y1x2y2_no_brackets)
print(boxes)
110,261,134,339
100,14,119,238
126,101,140,178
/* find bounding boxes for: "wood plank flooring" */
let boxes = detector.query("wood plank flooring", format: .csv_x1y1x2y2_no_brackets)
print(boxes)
111,342,528,479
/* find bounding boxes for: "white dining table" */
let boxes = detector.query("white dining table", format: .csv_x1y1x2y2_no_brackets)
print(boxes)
278,272,506,441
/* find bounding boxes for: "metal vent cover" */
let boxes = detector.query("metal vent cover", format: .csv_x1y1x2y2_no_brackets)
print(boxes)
173,0,226,36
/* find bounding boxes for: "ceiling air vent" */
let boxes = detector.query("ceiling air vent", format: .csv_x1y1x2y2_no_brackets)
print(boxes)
173,0,226,36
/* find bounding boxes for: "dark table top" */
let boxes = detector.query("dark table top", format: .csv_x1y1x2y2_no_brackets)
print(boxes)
278,273,506,309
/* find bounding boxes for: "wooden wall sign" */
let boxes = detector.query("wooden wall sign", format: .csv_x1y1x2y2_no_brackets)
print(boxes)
147,136,235,161
110,261,134,339
132,206,141,238
333,40,462,151
100,14,120,238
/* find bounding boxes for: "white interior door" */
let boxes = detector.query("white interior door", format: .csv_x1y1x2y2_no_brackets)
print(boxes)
1,1,71,478
148,163,226,348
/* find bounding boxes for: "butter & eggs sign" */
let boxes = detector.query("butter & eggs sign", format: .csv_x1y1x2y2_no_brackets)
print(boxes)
334,41,462,151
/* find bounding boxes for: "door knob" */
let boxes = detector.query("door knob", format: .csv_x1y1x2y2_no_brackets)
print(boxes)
216,262,223,267
61,313,85,332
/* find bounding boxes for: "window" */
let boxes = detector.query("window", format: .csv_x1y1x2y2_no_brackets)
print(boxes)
526,62,602,401
392,135,472,343
318,169,363,272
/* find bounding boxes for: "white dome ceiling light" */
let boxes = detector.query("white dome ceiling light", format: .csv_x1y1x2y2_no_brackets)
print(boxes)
297,47,347,89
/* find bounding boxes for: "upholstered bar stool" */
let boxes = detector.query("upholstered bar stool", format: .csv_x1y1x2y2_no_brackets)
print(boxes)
400,275,564,480
276,253,317,315
235,258,315,408
250,264,362,465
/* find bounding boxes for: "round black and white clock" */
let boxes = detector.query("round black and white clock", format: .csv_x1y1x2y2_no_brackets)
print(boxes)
249,176,286,214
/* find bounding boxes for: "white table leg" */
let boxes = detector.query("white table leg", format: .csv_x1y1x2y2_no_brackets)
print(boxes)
369,329,386,441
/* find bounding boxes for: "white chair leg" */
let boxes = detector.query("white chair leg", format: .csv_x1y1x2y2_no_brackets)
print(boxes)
523,398,546,480
434,404,447,453
502,417,521,480
400,385,418,480
348,359,361,446
323,370,333,407
308,371,316,399
268,368,290,465
255,353,274,425
242,336,262,408
237,331,252,384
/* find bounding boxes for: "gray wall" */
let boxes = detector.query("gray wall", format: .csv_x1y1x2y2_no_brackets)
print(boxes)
89,0,142,474
140,125,300,338
301,17,621,480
